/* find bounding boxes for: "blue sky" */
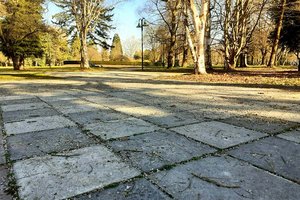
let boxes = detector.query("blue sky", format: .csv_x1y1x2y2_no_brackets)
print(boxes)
43,0,146,44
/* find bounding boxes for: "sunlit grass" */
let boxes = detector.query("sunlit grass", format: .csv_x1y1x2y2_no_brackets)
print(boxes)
0,65,107,81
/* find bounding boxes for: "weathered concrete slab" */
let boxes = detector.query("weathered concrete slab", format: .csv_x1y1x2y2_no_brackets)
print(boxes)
142,112,202,128
277,128,300,143
221,115,299,134
50,100,107,114
229,137,300,182
39,95,78,102
74,178,170,200
4,116,76,135
68,109,129,125
0,97,41,106
0,95,34,103
115,106,167,118
150,156,300,200
0,166,12,200
171,121,267,149
109,131,216,172
2,108,59,123
84,96,143,109
13,145,140,200
1,102,50,112
7,127,96,161
85,118,159,140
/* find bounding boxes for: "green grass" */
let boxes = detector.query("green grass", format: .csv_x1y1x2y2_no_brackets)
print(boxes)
0,65,107,81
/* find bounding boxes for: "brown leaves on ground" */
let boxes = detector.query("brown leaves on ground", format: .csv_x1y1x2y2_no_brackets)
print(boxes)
158,69,300,89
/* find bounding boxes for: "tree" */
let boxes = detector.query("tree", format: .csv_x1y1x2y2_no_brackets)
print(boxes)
279,0,300,70
268,0,287,67
70,35,81,60
53,0,113,69
110,33,124,61
43,27,69,66
123,36,140,58
0,0,45,70
222,0,268,70
184,0,209,74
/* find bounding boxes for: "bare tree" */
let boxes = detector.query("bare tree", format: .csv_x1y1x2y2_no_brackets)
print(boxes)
222,0,268,70
184,0,209,74
53,0,113,69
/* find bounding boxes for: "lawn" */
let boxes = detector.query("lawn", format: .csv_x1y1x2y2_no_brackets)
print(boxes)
0,65,107,81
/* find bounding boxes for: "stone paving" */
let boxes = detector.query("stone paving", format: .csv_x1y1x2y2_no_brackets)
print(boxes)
0,69,299,199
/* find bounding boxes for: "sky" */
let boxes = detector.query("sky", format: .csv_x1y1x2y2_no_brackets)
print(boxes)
43,0,146,44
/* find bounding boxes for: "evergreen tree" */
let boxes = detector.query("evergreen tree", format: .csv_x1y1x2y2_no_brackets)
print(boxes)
110,33,124,61
53,0,113,69
279,0,300,70
0,0,45,70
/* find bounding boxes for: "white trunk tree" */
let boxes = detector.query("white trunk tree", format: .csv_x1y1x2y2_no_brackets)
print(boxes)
185,0,209,74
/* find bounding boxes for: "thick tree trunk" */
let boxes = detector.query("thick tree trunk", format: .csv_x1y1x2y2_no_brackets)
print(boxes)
80,30,89,69
12,56,23,70
268,0,286,68
239,53,248,68
167,31,176,68
181,44,188,67
188,0,208,74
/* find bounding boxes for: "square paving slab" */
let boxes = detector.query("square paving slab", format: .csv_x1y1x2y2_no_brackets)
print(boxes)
0,97,41,106
7,127,96,161
2,108,59,123
171,121,267,149
149,156,300,200
221,115,299,134
85,118,160,140
142,112,202,128
277,128,300,143
68,109,129,125
109,131,216,172
74,178,170,200
39,95,78,102
228,137,300,183
1,102,50,112
50,100,107,114
13,145,140,200
0,95,34,103
4,115,76,135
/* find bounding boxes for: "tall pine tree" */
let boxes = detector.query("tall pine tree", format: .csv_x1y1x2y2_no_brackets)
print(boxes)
110,34,124,61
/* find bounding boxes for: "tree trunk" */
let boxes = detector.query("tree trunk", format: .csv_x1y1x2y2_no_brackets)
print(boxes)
167,31,176,68
205,0,212,69
239,53,248,68
80,29,89,69
188,0,208,74
181,44,188,67
268,0,286,68
12,56,23,70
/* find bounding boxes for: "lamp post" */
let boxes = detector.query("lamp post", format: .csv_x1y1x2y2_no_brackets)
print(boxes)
137,18,148,71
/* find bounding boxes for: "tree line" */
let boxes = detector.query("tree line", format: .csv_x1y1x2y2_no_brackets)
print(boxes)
143,0,300,73
0,0,299,73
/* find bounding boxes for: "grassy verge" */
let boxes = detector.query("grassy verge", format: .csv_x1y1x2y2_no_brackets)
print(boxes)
0,65,107,81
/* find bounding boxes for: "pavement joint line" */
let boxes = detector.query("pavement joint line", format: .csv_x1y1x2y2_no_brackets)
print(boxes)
227,154,300,185
0,103,20,198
